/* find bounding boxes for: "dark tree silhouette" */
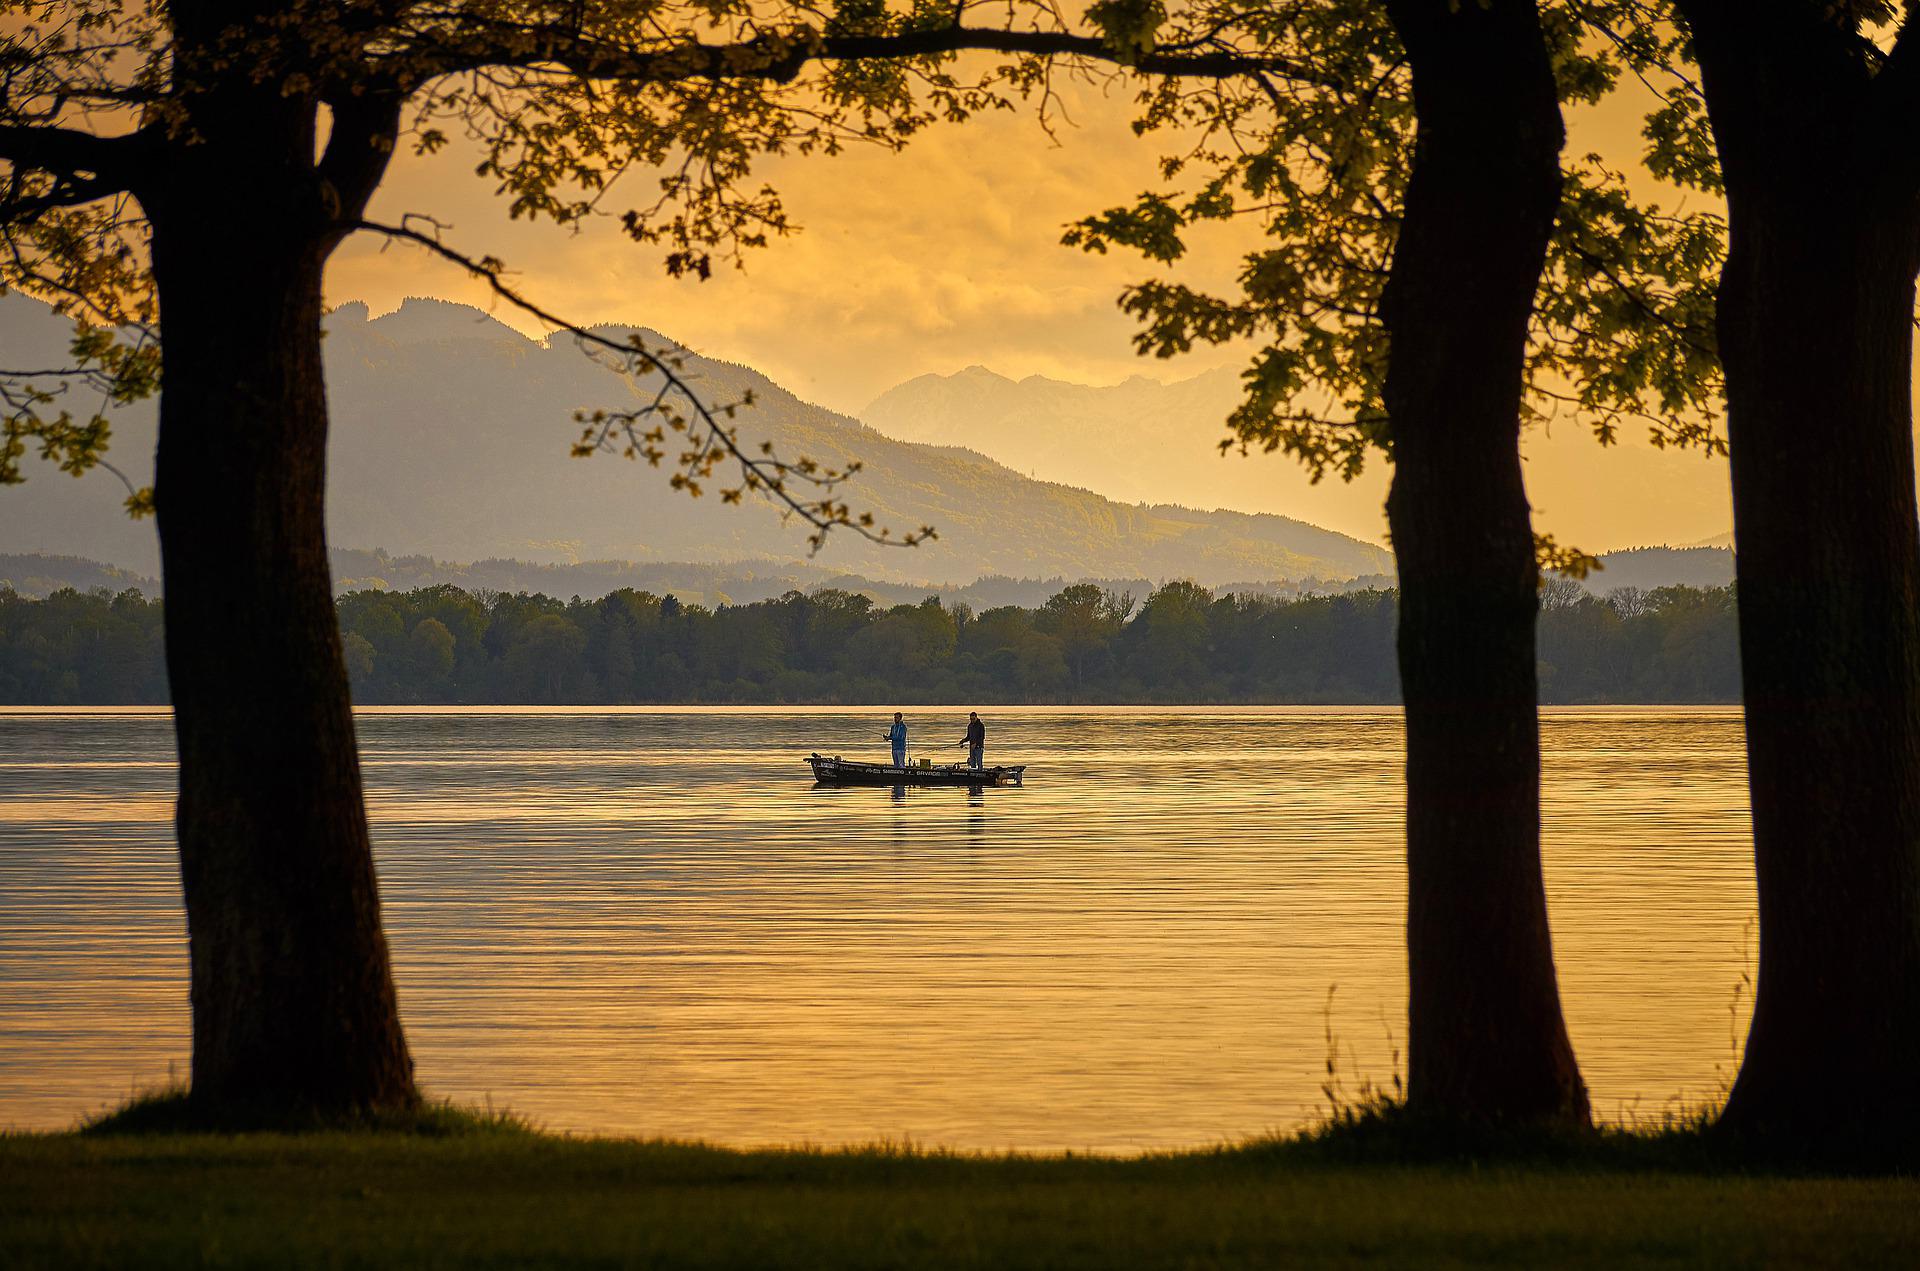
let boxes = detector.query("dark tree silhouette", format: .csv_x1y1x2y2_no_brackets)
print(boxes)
1668,0,1920,1155
0,577,1744,706
1379,0,1587,1124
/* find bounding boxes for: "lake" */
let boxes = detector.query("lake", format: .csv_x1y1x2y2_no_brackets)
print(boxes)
0,707,1755,1150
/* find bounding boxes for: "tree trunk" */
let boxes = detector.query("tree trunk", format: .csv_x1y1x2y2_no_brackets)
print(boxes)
1716,200,1920,1155
1379,0,1589,1124
145,72,416,1118
1678,6,1920,1151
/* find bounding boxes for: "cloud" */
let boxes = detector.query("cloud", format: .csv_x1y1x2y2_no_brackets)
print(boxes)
328,75,1254,412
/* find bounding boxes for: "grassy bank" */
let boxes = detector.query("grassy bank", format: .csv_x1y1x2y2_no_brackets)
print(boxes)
3,1124,1916,1269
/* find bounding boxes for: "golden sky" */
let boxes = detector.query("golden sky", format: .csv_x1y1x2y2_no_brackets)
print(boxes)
325,75,1733,551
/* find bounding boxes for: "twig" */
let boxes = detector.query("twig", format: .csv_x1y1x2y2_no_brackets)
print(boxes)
355,215,934,552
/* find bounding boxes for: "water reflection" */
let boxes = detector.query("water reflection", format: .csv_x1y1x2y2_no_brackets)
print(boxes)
0,706,1754,1149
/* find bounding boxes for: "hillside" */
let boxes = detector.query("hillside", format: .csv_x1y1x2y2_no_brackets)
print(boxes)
0,553,160,598
1581,546,1737,593
2,545,1355,608
863,363,1738,550
327,549,1172,610
5,539,1742,611
864,364,1283,520
0,295,1392,587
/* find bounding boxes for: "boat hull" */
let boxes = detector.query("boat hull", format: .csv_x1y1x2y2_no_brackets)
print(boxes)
807,754,1025,787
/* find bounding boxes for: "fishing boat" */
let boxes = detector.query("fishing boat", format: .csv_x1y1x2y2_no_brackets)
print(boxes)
807,753,1026,787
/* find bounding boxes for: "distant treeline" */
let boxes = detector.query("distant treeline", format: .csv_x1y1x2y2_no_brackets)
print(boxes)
1,579,1740,705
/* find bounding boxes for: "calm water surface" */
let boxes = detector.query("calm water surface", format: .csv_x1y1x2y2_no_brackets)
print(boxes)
0,707,1754,1150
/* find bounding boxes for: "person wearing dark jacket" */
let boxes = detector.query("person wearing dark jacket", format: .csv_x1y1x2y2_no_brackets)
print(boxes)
958,712,986,769
884,712,908,767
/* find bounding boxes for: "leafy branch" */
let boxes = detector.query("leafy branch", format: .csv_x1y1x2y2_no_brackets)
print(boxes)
357,214,933,551
0,316,159,516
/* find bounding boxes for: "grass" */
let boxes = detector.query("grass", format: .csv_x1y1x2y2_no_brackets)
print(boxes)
75,1086,533,1138
3,1095,1916,1269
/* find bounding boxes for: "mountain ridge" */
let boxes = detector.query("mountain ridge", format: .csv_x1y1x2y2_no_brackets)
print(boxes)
1,544,1734,606
0,293,1396,587
862,361,1738,548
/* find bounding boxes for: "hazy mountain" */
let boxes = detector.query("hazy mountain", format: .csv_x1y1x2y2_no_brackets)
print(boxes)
327,549,1181,610
0,294,1392,587
329,549,1197,611
1583,546,1736,594
0,553,160,599
864,364,1277,515
10,535,1740,614
863,363,1740,550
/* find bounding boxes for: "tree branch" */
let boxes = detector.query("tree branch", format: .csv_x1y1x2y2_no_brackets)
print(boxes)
409,22,1334,88
316,90,406,232
0,170,125,218
0,123,145,188
1874,12,1920,131
354,215,934,552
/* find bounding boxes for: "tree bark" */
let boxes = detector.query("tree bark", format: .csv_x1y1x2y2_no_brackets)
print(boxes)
1379,0,1589,1124
143,26,416,1119
1677,3,1920,1153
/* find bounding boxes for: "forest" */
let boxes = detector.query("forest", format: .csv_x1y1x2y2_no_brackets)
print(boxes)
0,579,1738,706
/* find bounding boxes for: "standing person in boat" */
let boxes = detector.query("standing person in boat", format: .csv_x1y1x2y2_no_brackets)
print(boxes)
885,712,908,768
958,711,986,769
